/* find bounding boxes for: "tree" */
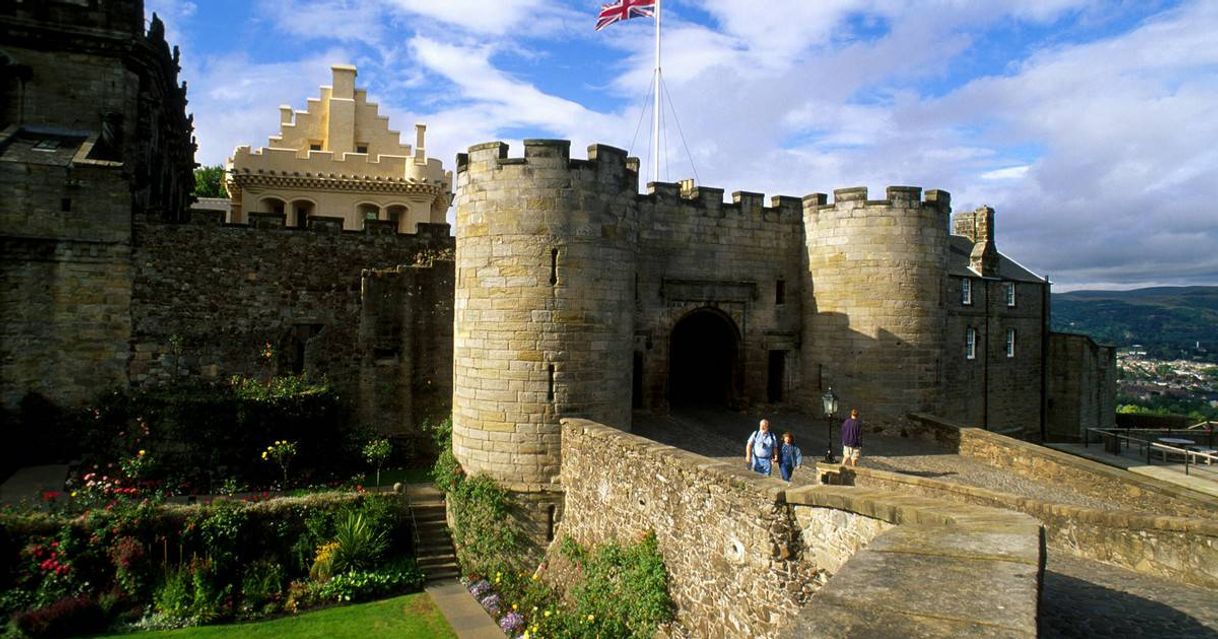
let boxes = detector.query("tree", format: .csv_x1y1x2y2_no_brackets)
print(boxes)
193,165,227,198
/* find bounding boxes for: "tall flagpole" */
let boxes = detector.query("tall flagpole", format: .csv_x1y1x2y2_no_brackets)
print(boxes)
653,0,662,183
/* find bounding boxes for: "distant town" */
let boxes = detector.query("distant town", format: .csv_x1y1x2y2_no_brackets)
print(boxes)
1116,346,1218,421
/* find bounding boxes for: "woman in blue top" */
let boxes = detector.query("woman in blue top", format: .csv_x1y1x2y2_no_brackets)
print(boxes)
778,432,803,482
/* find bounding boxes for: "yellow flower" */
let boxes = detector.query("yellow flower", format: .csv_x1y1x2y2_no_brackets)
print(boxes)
262,452,268,460
70,491,77,497
587,614,595,622
512,604,518,611
137,449,145,457
544,610,551,618
522,633,529,639
531,574,539,581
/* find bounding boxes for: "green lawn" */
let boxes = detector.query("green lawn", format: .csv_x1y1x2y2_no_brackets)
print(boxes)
96,594,457,639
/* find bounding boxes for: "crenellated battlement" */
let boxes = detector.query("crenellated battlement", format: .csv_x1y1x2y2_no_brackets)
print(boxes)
181,208,451,241
458,140,806,225
812,186,952,211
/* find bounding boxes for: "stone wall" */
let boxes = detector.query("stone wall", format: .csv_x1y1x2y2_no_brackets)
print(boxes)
0,238,132,409
942,276,1047,437
801,187,951,427
847,464,1218,589
130,212,454,433
1047,332,1116,441
633,185,804,410
907,413,1216,519
560,419,1042,639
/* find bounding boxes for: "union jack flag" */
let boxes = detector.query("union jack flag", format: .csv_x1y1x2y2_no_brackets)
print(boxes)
595,0,656,31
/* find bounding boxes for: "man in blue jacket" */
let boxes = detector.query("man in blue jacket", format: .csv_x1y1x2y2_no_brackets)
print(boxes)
745,418,779,476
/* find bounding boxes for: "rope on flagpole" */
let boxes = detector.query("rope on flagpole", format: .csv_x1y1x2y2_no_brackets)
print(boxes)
661,74,700,186
653,0,662,183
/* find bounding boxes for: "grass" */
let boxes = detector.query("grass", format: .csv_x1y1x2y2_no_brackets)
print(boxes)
96,593,457,639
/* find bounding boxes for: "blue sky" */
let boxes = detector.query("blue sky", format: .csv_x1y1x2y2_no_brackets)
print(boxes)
149,0,1218,291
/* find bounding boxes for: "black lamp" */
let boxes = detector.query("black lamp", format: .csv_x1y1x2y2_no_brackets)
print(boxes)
822,387,839,463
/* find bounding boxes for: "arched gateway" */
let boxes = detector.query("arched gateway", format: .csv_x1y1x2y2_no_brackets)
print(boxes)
667,308,741,408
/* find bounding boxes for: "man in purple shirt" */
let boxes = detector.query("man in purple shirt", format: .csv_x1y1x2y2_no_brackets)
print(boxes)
840,409,863,467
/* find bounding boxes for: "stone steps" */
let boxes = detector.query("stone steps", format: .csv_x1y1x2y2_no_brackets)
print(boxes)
408,485,459,582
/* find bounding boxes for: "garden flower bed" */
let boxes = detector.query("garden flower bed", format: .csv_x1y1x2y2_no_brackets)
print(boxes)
0,492,425,638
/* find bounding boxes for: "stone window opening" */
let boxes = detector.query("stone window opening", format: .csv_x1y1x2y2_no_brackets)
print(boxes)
775,279,786,305
546,505,557,542
60,198,71,212
547,364,555,402
550,248,558,286
308,142,321,152
1006,328,1016,358
962,278,973,305
355,144,368,154
1006,282,1016,307
359,203,380,224
767,350,786,403
966,327,977,360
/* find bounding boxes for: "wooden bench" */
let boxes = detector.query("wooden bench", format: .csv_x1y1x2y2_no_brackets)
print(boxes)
1188,448,1217,465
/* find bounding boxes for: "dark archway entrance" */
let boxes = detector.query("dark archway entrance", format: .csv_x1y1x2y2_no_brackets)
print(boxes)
668,308,740,408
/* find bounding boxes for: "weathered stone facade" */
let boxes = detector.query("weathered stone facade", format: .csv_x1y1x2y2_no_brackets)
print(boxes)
0,2,456,443
1,0,193,411
560,419,1042,638
130,213,453,432
451,140,1114,546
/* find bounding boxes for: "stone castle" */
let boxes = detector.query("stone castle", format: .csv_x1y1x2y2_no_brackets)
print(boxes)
1,0,1113,463
8,4,1208,639
450,140,1115,536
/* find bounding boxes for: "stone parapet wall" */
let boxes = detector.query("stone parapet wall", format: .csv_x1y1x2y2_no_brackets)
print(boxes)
1047,332,1116,440
130,213,453,431
908,413,1218,519
846,464,1218,589
561,419,1042,639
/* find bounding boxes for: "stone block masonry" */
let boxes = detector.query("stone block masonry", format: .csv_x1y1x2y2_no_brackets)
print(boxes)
560,419,1043,638
130,214,454,433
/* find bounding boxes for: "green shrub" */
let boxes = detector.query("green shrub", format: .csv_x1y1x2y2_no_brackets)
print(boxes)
240,559,284,615
566,532,673,638
316,559,424,603
332,512,387,574
153,565,193,619
448,475,523,576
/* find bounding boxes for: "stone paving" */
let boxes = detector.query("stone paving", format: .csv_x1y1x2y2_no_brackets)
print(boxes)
633,408,1218,639
1041,554,1218,638
634,409,1137,512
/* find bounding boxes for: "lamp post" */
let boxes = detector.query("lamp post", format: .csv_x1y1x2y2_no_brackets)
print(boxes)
822,387,839,463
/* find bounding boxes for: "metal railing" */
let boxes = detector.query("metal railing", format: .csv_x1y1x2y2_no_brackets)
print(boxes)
1085,427,1218,476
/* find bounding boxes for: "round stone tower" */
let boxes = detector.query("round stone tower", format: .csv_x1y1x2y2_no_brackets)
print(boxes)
452,140,638,547
801,186,951,425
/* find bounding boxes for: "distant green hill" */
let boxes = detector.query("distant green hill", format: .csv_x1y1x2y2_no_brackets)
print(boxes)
1051,286,1218,360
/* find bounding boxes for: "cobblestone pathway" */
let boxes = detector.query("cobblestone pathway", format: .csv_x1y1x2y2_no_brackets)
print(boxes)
634,409,1141,512
633,409,1218,638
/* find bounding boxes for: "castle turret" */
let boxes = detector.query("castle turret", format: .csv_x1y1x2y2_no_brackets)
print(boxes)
452,140,638,548
802,187,951,424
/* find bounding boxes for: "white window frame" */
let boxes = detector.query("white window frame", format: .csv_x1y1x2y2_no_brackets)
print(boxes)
1006,282,1016,307
962,278,973,305
1006,328,1016,358
966,327,977,360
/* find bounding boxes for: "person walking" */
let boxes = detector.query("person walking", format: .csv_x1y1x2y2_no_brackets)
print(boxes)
745,418,779,476
778,432,803,482
841,409,862,467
